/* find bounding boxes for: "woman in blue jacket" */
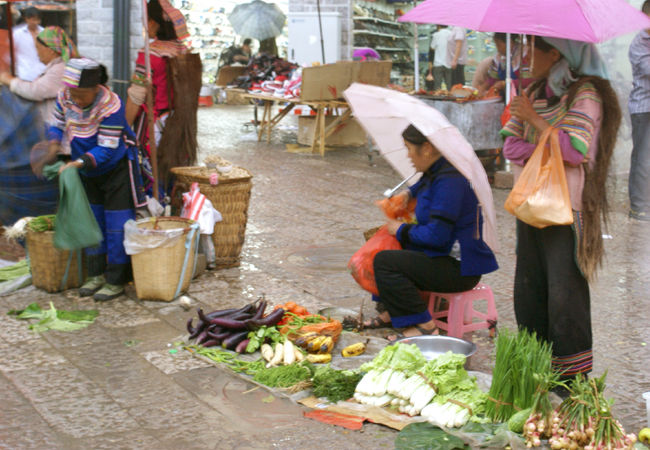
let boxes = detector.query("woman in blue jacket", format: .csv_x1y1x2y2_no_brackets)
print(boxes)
370,125,498,339
51,58,135,301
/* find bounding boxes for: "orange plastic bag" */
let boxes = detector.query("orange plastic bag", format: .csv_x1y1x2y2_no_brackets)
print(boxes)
504,127,573,228
348,226,401,295
376,193,416,221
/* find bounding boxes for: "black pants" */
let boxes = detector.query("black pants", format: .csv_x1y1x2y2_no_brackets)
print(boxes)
514,220,592,377
451,64,465,86
374,250,480,328
82,159,135,285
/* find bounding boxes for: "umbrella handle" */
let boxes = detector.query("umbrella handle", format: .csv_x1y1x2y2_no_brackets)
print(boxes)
383,172,417,198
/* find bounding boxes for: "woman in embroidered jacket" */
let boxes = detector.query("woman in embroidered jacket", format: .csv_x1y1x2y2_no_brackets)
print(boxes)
52,58,136,302
501,37,621,385
125,0,190,192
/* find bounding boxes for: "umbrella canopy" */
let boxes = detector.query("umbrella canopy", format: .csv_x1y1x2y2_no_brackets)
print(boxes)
398,0,650,43
228,0,286,41
344,83,499,253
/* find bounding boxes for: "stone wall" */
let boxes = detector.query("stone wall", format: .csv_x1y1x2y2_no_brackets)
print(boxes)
75,0,144,85
288,0,352,61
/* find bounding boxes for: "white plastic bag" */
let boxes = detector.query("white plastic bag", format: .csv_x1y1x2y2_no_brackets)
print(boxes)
123,219,186,255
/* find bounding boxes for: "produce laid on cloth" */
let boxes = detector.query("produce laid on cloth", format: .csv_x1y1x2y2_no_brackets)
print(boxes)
353,343,488,427
8,302,98,332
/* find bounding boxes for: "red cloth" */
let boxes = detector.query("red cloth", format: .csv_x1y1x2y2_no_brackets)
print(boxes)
134,51,172,119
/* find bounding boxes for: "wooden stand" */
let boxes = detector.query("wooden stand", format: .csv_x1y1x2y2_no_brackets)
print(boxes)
237,90,354,156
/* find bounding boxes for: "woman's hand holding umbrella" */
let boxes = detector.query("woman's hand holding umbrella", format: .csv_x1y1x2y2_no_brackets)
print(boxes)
510,95,550,133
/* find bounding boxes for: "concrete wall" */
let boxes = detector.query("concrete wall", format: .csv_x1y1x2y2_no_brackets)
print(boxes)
76,0,144,85
288,0,352,61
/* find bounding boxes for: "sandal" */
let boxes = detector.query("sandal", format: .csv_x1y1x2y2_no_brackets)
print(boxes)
387,324,439,342
362,315,392,329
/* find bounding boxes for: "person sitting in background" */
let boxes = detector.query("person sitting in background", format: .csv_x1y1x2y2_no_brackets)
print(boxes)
427,25,452,91
232,38,252,64
258,37,278,57
364,125,498,340
52,58,136,302
12,7,45,82
0,26,78,126
472,33,534,97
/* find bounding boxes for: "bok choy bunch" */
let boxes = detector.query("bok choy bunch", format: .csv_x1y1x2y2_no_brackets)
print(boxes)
354,343,426,408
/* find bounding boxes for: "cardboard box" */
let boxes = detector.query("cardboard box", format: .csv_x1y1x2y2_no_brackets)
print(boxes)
297,115,367,147
215,65,247,87
300,60,392,101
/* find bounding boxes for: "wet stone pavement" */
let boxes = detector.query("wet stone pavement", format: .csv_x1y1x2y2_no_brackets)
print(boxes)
1,104,649,449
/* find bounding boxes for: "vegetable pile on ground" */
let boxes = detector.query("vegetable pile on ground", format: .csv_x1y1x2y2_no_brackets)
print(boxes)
521,372,638,449
353,343,488,427
8,302,98,332
485,328,554,423
186,298,285,353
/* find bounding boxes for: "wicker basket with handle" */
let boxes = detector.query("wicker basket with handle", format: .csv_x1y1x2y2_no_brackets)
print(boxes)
130,217,199,301
171,165,252,269
26,230,84,292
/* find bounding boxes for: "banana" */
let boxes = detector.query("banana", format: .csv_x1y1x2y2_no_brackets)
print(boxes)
341,340,369,357
318,336,334,354
306,335,327,353
295,332,319,348
306,353,332,364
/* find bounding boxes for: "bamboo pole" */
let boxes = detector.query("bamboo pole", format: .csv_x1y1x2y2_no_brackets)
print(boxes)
6,2,15,76
141,0,159,200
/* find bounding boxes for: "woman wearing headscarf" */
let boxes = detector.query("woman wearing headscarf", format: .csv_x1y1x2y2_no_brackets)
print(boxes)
472,33,534,97
501,37,621,388
0,26,78,126
125,0,199,194
51,58,136,302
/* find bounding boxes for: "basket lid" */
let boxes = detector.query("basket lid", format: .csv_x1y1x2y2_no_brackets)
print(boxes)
171,166,252,184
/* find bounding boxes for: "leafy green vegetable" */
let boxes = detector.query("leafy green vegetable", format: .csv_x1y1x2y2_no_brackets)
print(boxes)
311,366,362,403
396,423,467,450
0,259,29,282
360,342,425,374
252,361,313,388
8,302,98,332
27,215,56,232
246,326,283,353
189,345,264,374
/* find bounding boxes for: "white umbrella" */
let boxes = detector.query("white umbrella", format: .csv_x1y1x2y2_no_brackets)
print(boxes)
344,83,499,253
228,0,286,41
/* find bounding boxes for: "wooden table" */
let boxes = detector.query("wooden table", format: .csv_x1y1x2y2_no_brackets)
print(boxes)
236,90,354,156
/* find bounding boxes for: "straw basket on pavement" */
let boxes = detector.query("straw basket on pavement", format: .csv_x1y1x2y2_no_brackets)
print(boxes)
130,217,199,301
26,230,84,292
171,166,252,269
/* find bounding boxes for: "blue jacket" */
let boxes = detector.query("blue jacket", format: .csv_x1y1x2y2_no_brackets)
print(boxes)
396,157,498,276
48,86,128,177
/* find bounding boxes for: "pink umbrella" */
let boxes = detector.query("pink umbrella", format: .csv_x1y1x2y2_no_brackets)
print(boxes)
398,0,650,43
344,83,499,253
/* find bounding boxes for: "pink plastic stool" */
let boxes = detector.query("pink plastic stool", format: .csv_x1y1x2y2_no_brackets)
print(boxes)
424,283,497,339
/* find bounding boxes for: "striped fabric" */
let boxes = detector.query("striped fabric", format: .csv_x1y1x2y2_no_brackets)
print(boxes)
37,26,78,62
501,82,601,156
53,85,121,144
159,0,190,45
552,349,593,377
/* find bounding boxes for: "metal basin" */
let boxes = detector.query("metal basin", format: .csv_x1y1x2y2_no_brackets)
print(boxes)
394,335,477,360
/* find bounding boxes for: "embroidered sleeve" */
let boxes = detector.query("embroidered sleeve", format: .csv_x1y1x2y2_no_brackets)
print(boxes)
557,83,601,156
47,94,65,141
83,105,125,168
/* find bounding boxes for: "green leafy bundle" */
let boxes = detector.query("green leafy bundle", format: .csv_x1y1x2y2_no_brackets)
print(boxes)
311,366,362,403
8,302,98,332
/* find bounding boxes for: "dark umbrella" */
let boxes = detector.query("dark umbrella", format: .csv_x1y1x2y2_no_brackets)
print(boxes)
228,0,286,41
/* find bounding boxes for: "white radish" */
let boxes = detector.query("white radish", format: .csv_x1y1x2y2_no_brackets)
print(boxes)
267,342,283,368
283,340,295,365
387,371,406,396
293,347,304,362
373,394,394,407
260,343,274,362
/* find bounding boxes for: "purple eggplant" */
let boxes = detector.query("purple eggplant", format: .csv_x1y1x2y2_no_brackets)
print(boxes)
195,330,209,345
247,308,285,328
208,317,249,330
205,307,239,319
201,339,219,347
251,300,267,320
186,318,196,335
235,338,250,354
222,331,249,350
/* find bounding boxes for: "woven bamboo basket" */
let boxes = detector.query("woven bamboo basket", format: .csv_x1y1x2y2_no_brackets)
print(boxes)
130,217,199,301
26,230,84,292
171,165,252,269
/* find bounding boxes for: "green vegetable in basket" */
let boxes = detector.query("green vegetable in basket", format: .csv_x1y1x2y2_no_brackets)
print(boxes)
27,215,57,232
